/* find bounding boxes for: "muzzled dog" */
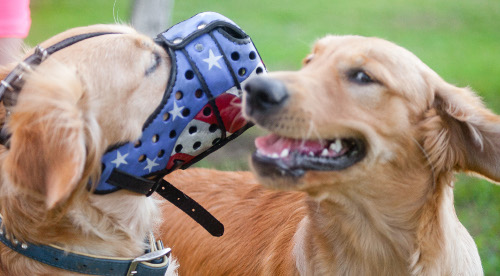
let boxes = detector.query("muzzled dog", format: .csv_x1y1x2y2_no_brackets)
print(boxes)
0,12,264,275
159,35,499,275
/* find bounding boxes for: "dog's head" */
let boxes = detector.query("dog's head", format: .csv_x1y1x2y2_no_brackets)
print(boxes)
243,35,500,198
0,24,171,208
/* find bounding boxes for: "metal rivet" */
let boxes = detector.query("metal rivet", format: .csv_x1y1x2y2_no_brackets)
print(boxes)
0,229,3,235
197,24,206,30
21,243,28,249
194,43,204,52
13,239,18,245
173,38,182,44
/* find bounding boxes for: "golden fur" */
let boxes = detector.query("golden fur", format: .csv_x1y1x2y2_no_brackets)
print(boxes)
159,35,499,275
0,25,178,275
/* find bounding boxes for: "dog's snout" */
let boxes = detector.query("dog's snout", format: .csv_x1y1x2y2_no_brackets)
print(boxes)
244,77,289,115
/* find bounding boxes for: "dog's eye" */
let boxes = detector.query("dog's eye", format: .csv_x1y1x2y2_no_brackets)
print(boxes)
348,70,374,84
145,52,161,76
303,54,314,65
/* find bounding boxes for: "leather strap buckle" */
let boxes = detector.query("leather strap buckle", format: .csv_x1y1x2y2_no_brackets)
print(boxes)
126,247,171,276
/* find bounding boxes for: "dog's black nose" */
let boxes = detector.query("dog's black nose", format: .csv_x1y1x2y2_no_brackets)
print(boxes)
244,76,288,115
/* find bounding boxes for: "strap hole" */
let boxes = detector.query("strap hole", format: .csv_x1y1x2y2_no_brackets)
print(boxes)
238,68,246,76
249,51,256,60
231,52,240,61
203,107,212,116
185,70,194,80
169,130,176,138
163,112,170,121
152,134,159,143
192,208,195,212
189,126,197,134
175,144,183,153
256,67,264,74
138,155,146,162
195,89,203,98
193,141,201,150
209,124,218,133
182,108,190,117
175,91,183,100
134,140,142,148
212,138,221,145
157,150,165,157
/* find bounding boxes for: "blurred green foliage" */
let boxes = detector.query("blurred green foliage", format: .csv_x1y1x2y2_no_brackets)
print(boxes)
27,0,499,274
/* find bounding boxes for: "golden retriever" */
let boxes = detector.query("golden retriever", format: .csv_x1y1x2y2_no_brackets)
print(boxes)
0,25,178,275
160,35,499,275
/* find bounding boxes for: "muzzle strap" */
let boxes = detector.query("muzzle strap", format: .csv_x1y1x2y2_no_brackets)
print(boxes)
106,170,224,236
156,179,224,236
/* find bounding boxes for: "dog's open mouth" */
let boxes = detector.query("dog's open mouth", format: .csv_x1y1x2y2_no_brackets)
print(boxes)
252,134,366,178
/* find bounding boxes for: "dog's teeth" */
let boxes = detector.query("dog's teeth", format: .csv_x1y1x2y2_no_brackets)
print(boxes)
271,153,279,159
309,151,314,156
321,149,329,157
280,149,289,158
329,139,342,153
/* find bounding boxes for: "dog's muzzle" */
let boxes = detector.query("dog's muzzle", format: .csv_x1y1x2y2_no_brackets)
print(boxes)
96,12,266,193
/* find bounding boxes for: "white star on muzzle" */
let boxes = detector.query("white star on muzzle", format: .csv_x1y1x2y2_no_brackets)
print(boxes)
169,101,185,121
111,151,128,168
203,49,223,70
144,158,160,173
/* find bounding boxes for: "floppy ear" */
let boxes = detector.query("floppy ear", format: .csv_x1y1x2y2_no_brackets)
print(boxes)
432,81,500,183
3,65,87,208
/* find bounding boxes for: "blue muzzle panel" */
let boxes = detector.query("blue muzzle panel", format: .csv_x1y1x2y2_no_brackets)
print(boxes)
96,12,265,193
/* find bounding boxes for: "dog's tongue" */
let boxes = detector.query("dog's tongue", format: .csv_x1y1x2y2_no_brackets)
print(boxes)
255,134,325,155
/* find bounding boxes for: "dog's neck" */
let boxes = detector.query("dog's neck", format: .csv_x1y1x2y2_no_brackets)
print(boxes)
295,170,482,275
300,195,415,275
0,172,156,273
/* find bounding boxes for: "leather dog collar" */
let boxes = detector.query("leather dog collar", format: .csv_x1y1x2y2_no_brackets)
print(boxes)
0,216,171,276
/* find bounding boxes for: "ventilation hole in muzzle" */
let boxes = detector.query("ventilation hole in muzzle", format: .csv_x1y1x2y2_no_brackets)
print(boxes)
169,130,176,138
138,155,146,162
209,124,218,133
203,106,211,116
238,68,246,76
175,91,183,100
212,138,221,145
175,144,183,153
231,52,240,61
157,150,165,157
256,67,264,74
189,126,197,134
249,51,256,60
182,108,190,117
185,70,194,80
193,141,201,150
134,140,142,148
152,134,159,143
195,89,203,98
163,113,170,121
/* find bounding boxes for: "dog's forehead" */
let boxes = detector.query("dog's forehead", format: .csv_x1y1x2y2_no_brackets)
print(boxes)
314,35,418,63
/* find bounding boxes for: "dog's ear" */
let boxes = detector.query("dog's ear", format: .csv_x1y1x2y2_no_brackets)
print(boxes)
3,65,87,208
430,81,500,183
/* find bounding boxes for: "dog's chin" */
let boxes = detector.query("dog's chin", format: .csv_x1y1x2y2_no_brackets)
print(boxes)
251,134,366,183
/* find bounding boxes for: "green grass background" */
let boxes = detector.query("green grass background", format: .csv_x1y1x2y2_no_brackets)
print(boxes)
26,0,499,274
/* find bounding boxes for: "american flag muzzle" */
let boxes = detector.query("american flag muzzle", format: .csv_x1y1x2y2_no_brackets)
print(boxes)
96,12,266,193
